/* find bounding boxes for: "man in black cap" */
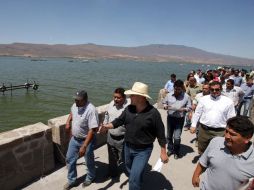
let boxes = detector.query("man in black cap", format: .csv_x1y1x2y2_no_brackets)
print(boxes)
64,90,99,190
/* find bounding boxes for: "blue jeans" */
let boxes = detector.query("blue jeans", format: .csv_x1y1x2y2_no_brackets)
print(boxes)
167,116,185,154
124,143,153,190
66,136,96,184
241,99,253,116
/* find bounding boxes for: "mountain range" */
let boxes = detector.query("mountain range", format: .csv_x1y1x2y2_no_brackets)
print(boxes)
0,43,253,65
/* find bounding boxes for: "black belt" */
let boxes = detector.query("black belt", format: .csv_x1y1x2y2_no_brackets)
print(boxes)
73,136,86,141
200,123,225,132
110,134,124,141
126,142,153,149
244,97,252,100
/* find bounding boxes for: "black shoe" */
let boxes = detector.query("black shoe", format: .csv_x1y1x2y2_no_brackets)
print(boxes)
82,180,93,187
167,151,174,157
174,154,179,160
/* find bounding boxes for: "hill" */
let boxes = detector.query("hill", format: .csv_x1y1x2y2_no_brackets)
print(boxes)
0,43,253,65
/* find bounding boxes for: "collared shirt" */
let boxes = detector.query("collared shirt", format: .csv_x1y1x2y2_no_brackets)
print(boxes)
164,80,174,92
195,75,205,84
199,137,254,190
241,83,254,99
186,84,202,101
162,92,192,118
105,99,130,146
234,76,243,86
191,95,235,128
222,86,244,106
112,102,166,147
71,102,99,138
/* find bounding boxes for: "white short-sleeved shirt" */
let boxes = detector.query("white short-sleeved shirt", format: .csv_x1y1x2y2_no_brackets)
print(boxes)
71,102,99,138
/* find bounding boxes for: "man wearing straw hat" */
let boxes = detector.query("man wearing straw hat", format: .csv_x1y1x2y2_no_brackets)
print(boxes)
99,82,168,190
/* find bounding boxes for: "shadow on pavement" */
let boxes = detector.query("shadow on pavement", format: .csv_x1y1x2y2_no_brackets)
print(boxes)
91,160,129,190
142,165,173,190
180,144,194,158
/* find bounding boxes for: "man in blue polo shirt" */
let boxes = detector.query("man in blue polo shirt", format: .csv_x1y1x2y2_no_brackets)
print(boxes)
192,116,254,190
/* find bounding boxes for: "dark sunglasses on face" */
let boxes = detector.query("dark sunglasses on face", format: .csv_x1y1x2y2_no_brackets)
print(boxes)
210,88,221,92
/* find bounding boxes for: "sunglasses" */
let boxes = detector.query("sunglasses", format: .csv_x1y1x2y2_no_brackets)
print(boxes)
210,88,221,92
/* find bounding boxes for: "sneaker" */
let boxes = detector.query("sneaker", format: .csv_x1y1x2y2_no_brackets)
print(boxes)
63,182,76,190
82,180,93,187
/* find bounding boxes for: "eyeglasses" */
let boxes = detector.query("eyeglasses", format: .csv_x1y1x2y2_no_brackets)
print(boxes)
210,88,221,92
174,87,183,91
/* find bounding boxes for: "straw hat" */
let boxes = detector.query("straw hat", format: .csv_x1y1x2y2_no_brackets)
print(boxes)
124,82,151,99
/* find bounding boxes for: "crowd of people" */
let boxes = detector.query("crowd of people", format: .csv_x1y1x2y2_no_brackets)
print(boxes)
62,66,254,190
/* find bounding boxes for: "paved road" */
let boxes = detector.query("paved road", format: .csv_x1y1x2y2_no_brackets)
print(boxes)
24,108,199,190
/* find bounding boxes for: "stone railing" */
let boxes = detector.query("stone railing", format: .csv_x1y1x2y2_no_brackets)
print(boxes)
0,104,108,190
0,123,54,190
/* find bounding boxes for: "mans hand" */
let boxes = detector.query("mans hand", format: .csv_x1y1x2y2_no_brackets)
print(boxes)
79,145,86,157
98,124,108,134
247,178,254,190
192,174,200,187
65,122,71,130
190,127,196,134
178,108,187,112
160,152,169,164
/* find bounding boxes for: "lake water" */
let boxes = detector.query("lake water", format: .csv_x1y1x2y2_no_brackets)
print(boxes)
0,56,248,132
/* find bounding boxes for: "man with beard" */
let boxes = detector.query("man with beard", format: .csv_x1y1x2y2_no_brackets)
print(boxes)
103,87,130,178
163,79,192,159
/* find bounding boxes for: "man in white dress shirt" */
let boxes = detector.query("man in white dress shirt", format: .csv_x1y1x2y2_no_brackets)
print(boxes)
190,81,236,154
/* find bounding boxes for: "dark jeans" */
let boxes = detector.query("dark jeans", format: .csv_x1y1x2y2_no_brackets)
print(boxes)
107,143,124,177
167,116,185,155
124,143,153,190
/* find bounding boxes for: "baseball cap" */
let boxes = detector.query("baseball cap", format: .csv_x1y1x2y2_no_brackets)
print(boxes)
73,90,87,100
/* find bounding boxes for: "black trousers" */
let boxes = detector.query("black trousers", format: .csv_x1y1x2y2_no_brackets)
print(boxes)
107,143,124,177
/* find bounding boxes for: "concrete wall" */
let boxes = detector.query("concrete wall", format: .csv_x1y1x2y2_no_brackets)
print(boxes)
0,104,108,190
0,123,54,190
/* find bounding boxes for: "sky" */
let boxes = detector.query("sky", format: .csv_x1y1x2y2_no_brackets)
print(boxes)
0,0,254,59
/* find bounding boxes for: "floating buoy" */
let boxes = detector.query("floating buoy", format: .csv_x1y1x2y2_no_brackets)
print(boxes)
0,81,39,95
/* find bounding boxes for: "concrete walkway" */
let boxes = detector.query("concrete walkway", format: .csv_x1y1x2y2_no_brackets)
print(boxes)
23,108,199,190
